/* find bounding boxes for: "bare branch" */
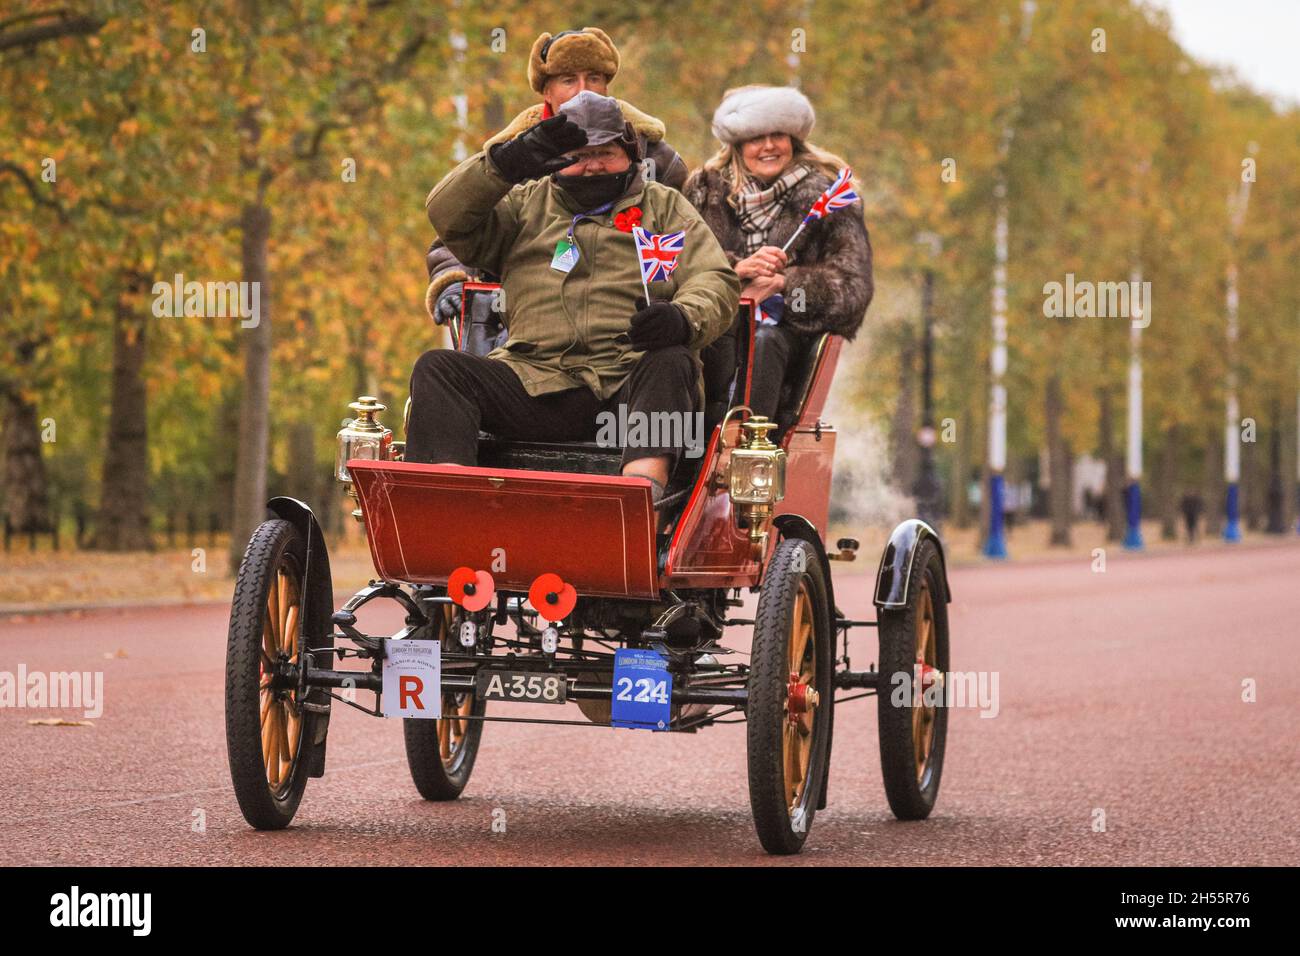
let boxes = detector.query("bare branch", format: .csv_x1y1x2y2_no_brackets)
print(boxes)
0,12,105,53
0,160,68,222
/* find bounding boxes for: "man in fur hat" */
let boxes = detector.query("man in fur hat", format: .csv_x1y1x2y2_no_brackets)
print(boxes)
425,27,688,334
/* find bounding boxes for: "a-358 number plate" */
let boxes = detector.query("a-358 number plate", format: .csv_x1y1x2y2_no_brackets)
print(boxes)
475,670,568,705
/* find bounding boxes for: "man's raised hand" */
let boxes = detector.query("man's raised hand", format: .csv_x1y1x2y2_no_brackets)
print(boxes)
488,115,589,184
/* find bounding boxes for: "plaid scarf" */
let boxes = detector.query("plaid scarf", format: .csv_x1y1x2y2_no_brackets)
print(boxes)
731,162,812,255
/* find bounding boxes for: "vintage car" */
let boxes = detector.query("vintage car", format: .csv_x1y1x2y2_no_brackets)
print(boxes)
224,286,952,855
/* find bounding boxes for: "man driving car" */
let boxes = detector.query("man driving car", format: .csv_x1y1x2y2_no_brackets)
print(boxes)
408,92,740,505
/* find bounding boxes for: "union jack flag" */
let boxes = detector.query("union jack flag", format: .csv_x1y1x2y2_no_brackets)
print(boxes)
802,167,859,223
632,226,686,283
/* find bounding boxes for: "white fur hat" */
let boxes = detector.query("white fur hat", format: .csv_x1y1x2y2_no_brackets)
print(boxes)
711,85,815,145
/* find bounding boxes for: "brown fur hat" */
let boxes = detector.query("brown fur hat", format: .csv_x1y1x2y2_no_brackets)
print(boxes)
528,28,620,94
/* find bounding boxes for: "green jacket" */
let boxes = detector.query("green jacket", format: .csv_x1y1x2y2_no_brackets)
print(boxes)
425,151,740,399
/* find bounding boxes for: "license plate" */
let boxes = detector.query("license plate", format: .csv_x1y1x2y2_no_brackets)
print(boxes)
475,670,568,705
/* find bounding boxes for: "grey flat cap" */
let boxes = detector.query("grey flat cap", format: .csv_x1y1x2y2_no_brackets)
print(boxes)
558,90,628,147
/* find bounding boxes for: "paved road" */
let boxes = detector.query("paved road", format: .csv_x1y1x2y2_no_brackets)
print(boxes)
2,542,1297,865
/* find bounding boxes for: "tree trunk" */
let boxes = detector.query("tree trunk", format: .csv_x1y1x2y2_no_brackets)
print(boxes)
229,189,273,571
1156,425,1179,541
1046,374,1071,546
1242,419,1260,531
890,328,917,490
1098,387,1124,541
949,397,971,528
1203,430,1224,537
1,376,51,536
92,269,153,550
286,420,318,510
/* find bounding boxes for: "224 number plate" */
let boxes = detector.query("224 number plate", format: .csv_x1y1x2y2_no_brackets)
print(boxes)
475,670,568,705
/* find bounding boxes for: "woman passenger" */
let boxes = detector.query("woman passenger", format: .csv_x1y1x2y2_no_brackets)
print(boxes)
685,85,873,423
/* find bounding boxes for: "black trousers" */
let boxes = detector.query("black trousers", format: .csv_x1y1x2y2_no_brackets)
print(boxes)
748,322,808,421
405,346,700,469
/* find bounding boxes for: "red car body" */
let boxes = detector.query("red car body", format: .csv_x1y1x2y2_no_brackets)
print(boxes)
349,300,841,600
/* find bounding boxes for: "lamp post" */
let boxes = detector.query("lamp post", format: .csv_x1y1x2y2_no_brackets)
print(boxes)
983,0,1035,559
1223,142,1257,543
914,232,943,532
1123,265,1145,550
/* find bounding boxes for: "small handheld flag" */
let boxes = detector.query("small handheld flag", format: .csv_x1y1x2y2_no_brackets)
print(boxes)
632,225,686,304
780,167,860,253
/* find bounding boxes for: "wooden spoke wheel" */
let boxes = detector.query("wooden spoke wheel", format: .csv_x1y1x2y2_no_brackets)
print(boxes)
404,607,486,800
259,558,303,795
747,538,833,855
226,519,318,829
877,536,950,820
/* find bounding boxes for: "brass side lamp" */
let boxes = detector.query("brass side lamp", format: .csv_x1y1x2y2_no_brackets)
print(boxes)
335,396,391,520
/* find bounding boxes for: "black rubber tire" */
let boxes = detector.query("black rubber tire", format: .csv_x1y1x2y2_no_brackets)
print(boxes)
747,537,833,855
877,537,950,820
403,608,486,800
225,519,315,830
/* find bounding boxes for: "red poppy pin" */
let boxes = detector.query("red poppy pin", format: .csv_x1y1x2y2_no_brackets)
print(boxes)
528,572,577,622
614,207,643,232
448,566,495,612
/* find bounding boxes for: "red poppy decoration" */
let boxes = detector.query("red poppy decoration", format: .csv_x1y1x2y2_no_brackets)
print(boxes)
613,207,643,233
527,572,577,622
448,566,495,612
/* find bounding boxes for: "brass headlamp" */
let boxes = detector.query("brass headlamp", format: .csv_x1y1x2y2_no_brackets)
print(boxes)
336,396,391,520
725,415,786,558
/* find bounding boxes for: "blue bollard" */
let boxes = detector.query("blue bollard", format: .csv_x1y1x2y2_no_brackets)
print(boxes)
983,473,1008,559
1223,483,1242,542
1123,482,1144,550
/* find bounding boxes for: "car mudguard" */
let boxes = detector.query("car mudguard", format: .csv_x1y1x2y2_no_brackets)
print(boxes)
873,518,952,610
772,514,835,810
266,497,334,777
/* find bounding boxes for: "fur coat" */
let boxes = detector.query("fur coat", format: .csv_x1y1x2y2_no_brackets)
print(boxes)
682,165,872,339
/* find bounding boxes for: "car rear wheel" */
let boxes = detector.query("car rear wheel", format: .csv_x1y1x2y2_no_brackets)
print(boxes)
404,606,486,800
746,538,833,855
877,537,949,819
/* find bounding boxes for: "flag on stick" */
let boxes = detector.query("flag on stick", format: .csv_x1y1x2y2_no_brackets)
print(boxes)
780,167,860,253
632,225,686,304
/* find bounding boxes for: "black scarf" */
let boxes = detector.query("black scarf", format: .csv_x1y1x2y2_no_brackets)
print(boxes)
553,169,634,210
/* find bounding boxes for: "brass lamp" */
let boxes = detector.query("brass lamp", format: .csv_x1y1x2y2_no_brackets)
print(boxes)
727,416,787,558
335,396,391,520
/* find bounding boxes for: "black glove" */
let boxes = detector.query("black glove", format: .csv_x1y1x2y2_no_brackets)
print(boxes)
433,282,463,325
628,301,690,351
488,114,588,184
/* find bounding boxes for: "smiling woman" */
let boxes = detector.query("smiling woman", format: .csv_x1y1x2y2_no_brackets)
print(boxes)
684,85,873,428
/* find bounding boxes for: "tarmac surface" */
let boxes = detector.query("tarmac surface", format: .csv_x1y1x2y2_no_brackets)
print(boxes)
2,541,1297,865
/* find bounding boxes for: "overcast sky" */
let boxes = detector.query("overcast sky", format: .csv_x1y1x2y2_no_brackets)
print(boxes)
1150,0,1300,106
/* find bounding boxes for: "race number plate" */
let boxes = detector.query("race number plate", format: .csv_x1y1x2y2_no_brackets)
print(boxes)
610,648,672,731
381,639,441,719
476,670,568,705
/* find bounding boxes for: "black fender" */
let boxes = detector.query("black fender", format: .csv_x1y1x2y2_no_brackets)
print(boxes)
772,513,835,811
873,518,952,610
266,497,334,776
